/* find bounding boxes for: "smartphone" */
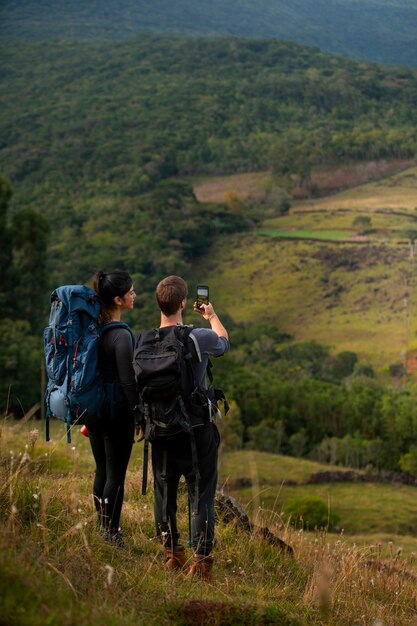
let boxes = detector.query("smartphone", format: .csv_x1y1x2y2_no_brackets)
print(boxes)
196,284,209,309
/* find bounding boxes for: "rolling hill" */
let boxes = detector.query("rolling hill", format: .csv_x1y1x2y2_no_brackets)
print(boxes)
1,0,417,66
192,166,417,370
2,35,417,223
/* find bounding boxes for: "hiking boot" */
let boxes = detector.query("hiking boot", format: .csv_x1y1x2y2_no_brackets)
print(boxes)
187,554,214,581
165,545,187,571
104,529,126,549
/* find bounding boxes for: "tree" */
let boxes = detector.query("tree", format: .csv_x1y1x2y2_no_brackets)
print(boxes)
11,208,50,330
352,215,372,232
218,400,244,451
0,176,50,414
0,319,42,415
0,175,13,315
399,448,417,476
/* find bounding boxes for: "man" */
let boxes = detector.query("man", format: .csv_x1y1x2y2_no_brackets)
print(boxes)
151,275,229,580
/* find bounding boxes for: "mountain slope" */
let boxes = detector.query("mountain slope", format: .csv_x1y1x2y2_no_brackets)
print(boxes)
193,167,417,370
1,0,417,66
2,35,417,221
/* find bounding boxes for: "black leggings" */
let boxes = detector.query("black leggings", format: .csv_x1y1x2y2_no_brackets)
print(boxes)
88,419,134,533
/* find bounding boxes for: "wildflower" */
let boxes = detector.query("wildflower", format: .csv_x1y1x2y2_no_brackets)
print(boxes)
71,446,76,451
33,493,39,500
11,505,18,514
28,429,39,444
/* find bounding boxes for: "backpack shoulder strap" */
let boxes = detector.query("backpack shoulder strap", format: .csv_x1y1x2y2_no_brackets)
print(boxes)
188,331,202,363
185,327,214,385
100,321,135,348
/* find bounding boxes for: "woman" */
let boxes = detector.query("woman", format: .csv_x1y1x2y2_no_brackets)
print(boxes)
88,269,137,547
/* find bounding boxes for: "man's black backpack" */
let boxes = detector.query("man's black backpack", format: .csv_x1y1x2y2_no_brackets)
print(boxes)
133,324,227,503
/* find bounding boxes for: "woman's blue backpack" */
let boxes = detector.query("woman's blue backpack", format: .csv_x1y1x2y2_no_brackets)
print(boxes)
43,285,132,442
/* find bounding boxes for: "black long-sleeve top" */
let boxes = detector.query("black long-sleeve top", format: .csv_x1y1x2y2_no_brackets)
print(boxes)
98,326,137,411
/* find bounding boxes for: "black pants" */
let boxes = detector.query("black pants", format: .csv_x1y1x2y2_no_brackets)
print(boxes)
88,418,134,533
151,422,220,557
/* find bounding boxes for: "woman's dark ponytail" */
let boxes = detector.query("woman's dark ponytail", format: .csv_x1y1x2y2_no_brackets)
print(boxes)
92,269,132,323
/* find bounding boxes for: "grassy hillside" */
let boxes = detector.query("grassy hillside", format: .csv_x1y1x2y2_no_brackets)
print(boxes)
193,166,417,370
2,418,417,625
222,450,417,546
1,0,417,66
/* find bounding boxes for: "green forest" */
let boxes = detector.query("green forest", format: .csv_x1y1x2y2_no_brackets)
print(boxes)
2,35,417,474
2,36,417,204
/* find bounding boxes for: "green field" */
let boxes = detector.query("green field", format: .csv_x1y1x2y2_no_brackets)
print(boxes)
193,166,417,370
257,229,353,241
221,450,417,542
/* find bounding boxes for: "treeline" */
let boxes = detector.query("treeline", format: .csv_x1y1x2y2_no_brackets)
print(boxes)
2,36,417,217
216,320,417,473
0,176,49,413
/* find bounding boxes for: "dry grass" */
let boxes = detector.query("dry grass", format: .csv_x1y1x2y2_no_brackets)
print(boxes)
292,159,414,199
190,160,415,205
191,172,272,203
1,419,417,625
293,167,417,214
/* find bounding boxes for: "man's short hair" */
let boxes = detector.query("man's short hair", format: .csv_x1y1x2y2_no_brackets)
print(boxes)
156,275,188,316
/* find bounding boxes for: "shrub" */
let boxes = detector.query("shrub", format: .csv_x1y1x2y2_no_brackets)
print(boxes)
283,496,340,531
399,448,417,476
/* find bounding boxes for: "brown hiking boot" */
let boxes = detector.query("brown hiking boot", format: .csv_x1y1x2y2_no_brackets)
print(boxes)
187,554,214,581
164,545,187,571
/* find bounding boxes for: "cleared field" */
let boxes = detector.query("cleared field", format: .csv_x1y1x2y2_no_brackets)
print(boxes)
264,208,417,232
257,229,354,241
194,166,417,370
220,450,417,554
294,168,417,214
238,482,417,536
192,171,272,202
191,160,415,203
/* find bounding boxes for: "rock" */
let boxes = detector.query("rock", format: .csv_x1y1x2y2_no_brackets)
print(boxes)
215,492,294,556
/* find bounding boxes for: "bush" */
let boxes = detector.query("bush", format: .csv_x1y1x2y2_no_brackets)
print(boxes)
283,496,340,531
399,448,417,476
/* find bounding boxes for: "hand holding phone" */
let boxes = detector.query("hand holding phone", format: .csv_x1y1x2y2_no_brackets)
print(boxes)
196,284,209,310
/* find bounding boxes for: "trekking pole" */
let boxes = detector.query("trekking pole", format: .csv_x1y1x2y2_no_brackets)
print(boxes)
188,495,192,547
